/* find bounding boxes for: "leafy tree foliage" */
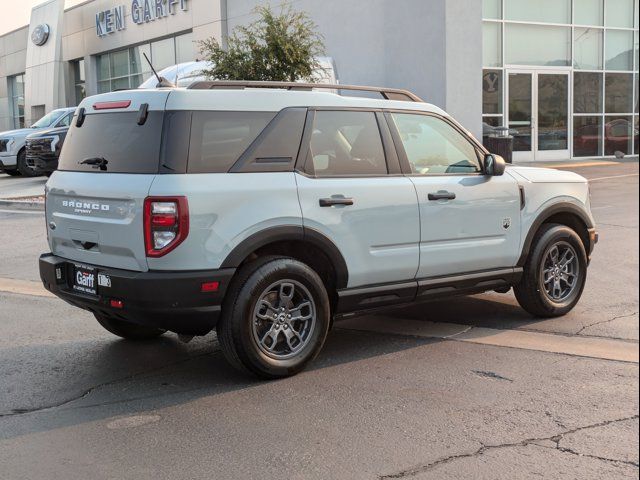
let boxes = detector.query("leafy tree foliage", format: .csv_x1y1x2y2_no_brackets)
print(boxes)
199,5,325,82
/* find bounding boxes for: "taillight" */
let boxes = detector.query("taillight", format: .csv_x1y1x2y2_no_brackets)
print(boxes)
144,197,189,257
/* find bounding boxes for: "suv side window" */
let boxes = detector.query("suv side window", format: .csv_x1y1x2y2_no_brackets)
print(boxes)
308,111,387,176
188,111,276,173
391,113,481,174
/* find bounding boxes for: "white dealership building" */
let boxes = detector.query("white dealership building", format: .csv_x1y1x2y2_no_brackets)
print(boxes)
0,0,638,160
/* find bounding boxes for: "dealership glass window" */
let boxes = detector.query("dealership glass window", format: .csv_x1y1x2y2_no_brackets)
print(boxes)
605,0,634,28
573,116,603,156
483,22,502,67
634,116,639,154
175,33,195,64
505,24,571,66
605,73,634,112
505,0,571,24
605,29,634,70
482,0,501,20
72,59,86,105
482,69,503,114
604,115,633,154
151,38,176,71
574,28,603,69
129,44,151,87
574,0,604,26
574,72,603,113
635,73,639,113
8,74,25,128
110,49,129,78
95,32,195,94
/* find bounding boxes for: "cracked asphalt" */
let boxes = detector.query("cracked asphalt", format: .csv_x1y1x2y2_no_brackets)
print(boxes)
0,161,638,479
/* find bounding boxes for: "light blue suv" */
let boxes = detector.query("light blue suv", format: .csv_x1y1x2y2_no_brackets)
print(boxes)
39,82,597,379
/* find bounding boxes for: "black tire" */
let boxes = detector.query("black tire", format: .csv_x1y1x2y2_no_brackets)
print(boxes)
94,313,166,340
217,256,331,379
514,223,588,318
16,149,39,177
3,169,21,177
45,171,53,177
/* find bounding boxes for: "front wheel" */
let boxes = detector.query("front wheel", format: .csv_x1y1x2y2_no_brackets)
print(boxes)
514,224,588,317
217,256,330,379
16,149,39,177
94,313,166,340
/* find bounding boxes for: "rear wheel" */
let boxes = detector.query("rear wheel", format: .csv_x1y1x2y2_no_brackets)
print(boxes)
514,224,587,317
16,149,39,177
217,256,330,379
94,313,166,340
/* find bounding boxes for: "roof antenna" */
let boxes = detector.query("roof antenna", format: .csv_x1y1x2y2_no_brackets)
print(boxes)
143,52,175,88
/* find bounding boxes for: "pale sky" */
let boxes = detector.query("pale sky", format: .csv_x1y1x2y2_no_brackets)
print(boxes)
0,0,85,36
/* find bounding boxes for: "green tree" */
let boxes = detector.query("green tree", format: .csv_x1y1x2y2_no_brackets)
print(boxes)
199,5,325,82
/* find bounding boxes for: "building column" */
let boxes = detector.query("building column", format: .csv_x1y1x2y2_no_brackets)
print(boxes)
24,0,65,125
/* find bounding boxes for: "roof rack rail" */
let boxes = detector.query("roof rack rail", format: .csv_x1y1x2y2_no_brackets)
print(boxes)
187,81,424,102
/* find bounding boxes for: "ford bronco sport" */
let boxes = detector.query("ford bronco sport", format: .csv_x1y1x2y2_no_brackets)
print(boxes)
39,82,597,378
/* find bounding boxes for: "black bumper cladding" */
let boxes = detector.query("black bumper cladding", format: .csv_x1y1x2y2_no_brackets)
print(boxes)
39,253,235,335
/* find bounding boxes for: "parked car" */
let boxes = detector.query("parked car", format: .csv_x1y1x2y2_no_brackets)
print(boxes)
39,82,597,379
0,108,76,177
25,123,70,177
138,57,339,88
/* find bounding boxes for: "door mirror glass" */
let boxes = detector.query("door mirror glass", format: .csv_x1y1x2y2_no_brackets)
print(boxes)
484,153,506,176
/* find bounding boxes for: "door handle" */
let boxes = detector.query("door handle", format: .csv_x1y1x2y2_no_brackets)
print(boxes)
319,197,354,207
428,191,456,201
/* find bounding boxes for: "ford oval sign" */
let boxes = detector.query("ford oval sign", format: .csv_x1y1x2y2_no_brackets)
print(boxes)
31,24,50,46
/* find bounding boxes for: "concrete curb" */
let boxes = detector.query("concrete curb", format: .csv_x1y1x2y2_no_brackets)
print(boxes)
0,199,45,211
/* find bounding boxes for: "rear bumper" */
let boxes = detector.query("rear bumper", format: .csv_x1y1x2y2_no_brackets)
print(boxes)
39,253,235,335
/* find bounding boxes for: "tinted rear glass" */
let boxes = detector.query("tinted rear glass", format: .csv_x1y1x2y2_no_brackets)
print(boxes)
59,112,163,173
187,111,276,173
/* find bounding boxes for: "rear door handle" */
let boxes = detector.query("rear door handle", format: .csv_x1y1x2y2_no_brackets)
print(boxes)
428,191,456,201
319,197,354,207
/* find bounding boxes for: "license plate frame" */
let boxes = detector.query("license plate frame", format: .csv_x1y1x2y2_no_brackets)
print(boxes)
71,264,97,296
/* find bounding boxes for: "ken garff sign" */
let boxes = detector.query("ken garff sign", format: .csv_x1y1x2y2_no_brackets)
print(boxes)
96,0,189,37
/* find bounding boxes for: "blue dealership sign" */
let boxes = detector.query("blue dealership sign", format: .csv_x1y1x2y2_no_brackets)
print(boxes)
96,0,188,37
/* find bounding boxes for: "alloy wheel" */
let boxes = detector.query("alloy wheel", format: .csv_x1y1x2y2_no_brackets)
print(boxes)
251,279,316,359
540,241,580,302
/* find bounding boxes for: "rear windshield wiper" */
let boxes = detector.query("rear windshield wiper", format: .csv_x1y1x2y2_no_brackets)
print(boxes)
80,157,109,171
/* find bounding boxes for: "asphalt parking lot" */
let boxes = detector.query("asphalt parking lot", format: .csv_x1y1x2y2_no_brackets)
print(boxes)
0,161,638,479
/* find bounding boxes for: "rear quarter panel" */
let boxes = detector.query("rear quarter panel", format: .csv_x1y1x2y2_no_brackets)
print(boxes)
147,172,302,271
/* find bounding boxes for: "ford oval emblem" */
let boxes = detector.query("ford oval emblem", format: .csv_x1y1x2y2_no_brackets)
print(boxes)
31,24,50,46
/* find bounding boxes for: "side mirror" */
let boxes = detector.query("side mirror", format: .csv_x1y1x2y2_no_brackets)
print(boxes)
484,153,506,176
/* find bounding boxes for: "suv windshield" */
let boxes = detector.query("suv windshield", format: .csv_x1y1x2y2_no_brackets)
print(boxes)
32,110,66,129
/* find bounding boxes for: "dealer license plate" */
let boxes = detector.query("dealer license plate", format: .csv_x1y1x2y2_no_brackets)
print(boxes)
72,265,97,296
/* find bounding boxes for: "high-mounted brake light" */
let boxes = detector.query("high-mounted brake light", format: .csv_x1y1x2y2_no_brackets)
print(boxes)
144,197,189,257
93,100,131,110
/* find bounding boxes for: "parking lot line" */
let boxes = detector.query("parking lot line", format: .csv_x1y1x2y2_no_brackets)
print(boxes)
589,173,639,182
338,316,639,364
2,276,637,363
0,278,53,298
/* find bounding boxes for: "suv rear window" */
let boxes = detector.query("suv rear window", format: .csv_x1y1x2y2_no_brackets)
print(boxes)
59,110,277,174
59,112,164,174
187,111,276,173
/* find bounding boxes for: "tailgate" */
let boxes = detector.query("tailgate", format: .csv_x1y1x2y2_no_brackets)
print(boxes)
46,172,155,271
